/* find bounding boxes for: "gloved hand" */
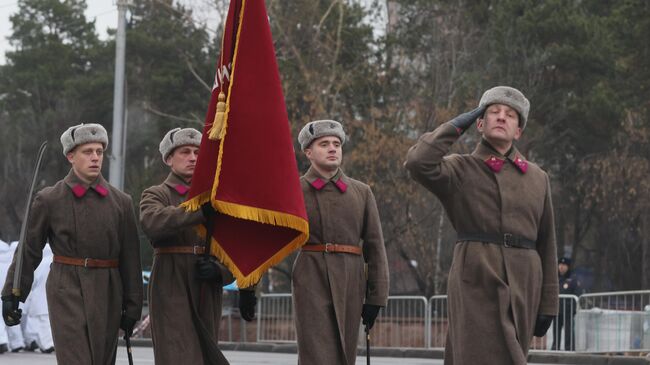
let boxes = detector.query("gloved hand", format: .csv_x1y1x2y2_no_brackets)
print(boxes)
2,295,21,327
195,257,223,284
361,304,381,330
533,314,554,337
449,106,486,133
201,202,217,219
120,314,137,337
239,289,257,322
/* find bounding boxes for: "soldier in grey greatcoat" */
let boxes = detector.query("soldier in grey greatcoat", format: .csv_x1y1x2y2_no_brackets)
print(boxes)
405,86,559,365
293,120,389,365
2,123,143,364
139,128,256,365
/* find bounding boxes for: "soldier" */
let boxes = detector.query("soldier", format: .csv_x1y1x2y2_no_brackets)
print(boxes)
551,257,580,351
139,127,256,365
1,123,143,364
293,120,389,365
405,86,559,364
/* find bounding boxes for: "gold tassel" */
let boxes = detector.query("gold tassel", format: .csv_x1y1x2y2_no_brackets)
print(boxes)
208,92,226,140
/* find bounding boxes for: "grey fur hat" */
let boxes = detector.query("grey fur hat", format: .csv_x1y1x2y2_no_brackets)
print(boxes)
159,127,202,162
298,120,346,151
479,86,530,130
60,123,109,155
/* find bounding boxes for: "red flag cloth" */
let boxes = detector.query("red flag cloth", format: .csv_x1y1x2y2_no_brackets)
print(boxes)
183,0,308,288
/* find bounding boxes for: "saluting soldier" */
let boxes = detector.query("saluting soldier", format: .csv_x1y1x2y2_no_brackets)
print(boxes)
2,123,143,364
293,120,389,365
139,127,256,365
405,86,559,365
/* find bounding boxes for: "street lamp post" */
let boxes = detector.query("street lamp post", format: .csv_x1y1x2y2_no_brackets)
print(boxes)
109,0,132,190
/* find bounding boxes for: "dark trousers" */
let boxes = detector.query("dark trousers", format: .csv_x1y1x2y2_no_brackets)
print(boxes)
551,313,575,350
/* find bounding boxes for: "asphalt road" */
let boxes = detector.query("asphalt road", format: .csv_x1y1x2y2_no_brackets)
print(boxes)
0,347,569,365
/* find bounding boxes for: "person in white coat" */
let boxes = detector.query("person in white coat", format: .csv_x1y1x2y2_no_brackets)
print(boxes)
0,239,9,353
23,244,54,353
0,241,24,352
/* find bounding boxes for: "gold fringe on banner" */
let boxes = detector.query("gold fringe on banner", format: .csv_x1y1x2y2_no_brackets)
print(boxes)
195,213,308,288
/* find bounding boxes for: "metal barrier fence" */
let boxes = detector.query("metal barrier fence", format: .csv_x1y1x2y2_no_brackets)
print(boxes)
576,290,650,352
256,294,429,347
249,291,650,353
257,293,296,343
366,296,429,348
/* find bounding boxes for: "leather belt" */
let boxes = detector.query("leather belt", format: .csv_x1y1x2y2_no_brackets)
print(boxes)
154,246,206,255
301,243,362,255
53,255,119,268
457,233,536,250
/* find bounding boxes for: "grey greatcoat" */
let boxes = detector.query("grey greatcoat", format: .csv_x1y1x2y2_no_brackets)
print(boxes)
2,170,143,365
292,167,389,365
140,173,234,365
405,123,559,365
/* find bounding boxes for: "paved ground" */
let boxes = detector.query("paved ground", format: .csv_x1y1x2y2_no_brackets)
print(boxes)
0,347,568,365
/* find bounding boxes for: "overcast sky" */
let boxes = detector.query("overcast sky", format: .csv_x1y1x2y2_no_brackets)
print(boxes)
0,0,221,65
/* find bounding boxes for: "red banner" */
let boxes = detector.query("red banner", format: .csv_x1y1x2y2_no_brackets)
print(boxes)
183,0,308,287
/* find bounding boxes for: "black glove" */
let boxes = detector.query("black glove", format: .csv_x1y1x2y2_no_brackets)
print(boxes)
195,257,223,284
120,314,137,337
449,106,486,132
361,304,381,330
533,314,554,337
2,295,21,327
201,203,217,219
239,290,257,322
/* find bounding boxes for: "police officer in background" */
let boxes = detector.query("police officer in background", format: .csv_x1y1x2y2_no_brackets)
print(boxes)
552,257,580,351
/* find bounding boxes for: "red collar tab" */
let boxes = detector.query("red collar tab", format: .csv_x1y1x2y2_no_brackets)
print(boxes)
513,157,528,174
174,184,189,195
310,178,347,193
94,184,109,197
71,184,87,198
71,184,109,198
334,179,348,193
310,178,326,190
484,156,505,173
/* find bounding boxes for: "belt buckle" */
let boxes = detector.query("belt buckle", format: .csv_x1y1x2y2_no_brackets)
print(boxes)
503,233,512,248
193,246,200,255
324,243,332,253
84,258,89,268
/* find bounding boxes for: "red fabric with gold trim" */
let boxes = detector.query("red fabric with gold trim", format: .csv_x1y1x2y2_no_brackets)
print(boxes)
184,0,308,287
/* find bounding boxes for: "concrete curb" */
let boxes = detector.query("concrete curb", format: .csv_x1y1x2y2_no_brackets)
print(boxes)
120,339,650,364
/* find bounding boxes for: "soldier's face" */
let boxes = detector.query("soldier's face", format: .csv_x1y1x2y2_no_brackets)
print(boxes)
66,142,104,184
305,136,342,172
166,145,199,181
477,104,522,144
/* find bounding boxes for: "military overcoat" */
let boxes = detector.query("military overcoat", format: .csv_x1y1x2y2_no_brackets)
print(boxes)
405,123,559,365
292,167,389,365
140,172,234,365
2,170,143,365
